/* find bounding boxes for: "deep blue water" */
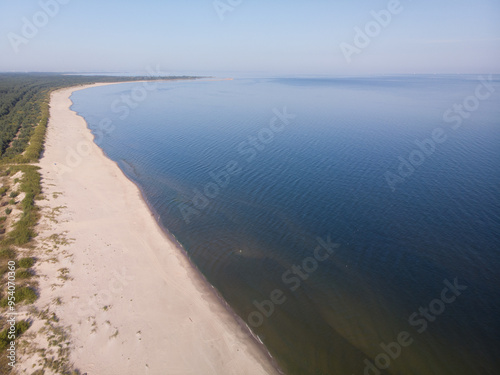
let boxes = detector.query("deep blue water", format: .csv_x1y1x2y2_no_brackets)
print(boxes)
71,76,500,375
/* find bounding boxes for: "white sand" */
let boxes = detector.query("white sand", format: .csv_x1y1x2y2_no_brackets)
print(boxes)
35,84,279,375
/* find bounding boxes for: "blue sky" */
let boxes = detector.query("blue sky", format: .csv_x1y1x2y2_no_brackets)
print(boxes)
0,0,499,76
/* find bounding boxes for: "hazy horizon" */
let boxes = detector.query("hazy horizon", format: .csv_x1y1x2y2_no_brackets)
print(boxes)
1,0,499,76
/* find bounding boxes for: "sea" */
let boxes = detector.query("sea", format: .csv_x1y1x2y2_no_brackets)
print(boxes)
70,76,500,375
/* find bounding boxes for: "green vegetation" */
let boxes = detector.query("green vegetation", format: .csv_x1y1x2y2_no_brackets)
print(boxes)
1,165,42,245
0,73,200,163
0,73,202,372
16,268,34,279
18,256,34,268
0,286,37,307
0,248,15,259
0,320,31,350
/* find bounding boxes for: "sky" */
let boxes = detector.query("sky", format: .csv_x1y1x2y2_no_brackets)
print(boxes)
0,0,499,76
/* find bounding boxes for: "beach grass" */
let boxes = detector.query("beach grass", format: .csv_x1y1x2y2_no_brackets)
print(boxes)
0,73,204,373
18,257,35,268
0,320,30,350
0,74,276,375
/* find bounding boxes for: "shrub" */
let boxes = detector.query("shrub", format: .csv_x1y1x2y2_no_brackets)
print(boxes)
17,287,37,303
0,320,31,350
18,257,34,268
5,208,11,215
0,286,37,307
0,187,7,196
0,248,15,259
9,191,18,198
8,199,15,205
2,166,41,245
16,269,34,279
22,106,49,163
0,216,6,223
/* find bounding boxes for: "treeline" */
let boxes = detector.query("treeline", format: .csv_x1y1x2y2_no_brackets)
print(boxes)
0,73,202,162
0,72,202,372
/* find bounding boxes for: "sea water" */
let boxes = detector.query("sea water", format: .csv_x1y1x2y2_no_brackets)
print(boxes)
71,76,500,375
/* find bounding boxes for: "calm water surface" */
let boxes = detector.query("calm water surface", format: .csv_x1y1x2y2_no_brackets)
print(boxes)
71,76,500,375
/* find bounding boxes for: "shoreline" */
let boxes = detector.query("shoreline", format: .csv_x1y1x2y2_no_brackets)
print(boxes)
35,83,280,374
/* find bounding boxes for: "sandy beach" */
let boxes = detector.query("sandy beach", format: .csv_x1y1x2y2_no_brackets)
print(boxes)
30,84,279,375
